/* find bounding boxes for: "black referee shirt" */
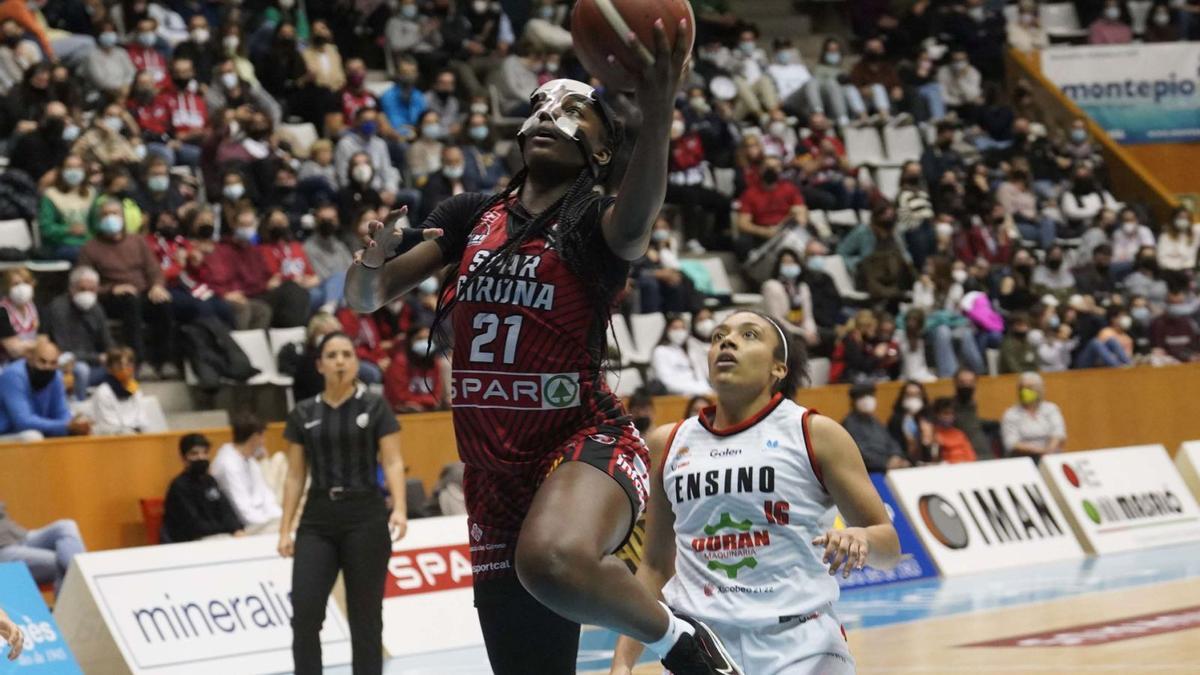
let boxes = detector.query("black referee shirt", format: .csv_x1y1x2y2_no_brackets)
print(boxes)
284,384,401,490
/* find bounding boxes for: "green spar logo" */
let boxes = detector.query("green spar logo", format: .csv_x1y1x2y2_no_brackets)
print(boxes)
1082,500,1102,525
543,375,578,408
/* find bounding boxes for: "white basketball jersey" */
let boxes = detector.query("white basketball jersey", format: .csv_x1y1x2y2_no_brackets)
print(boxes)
661,395,838,627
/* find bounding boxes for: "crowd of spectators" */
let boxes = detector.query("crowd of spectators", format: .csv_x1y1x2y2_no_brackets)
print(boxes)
0,0,1196,451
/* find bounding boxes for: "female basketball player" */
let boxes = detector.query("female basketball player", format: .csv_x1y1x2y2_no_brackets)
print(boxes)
345,18,740,675
611,310,902,675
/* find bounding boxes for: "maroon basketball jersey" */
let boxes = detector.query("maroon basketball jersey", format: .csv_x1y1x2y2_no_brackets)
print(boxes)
445,197,629,471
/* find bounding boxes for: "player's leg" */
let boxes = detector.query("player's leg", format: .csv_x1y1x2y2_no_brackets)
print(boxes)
476,577,581,675
515,460,666,640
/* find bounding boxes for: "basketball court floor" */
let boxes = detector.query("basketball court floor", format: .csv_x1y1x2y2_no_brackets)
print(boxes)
347,541,1200,674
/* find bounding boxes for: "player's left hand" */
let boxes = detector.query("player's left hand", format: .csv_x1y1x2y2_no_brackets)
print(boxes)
389,510,408,542
813,527,870,578
0,611,22,660
613,17,690,113
356,206,444,269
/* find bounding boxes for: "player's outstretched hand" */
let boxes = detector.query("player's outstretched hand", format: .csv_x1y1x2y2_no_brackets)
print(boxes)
610,17,690,112
812,527,870,579
1,608,24,660
355,206,444,269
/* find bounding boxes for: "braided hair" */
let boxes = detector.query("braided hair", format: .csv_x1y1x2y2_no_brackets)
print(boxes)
431,109,626,364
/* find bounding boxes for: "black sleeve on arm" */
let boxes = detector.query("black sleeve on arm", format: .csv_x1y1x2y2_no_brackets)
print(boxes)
429,192,493,265
0,308,14,340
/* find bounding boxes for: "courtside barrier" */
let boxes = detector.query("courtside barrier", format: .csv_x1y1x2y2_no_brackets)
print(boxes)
381,515,482,658
886,458,1084,576
52,536,351,675
0,563,81,673
1040,445,1200,555
1176,441,1200,503
831,474,937,590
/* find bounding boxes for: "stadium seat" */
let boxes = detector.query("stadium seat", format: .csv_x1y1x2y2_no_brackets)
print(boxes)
827,209,860,228
1003,4,1019,25
874,166,902,201
230,330,293,387
1040,3,1088,39
605,367,644,398
268,327,307,360
812,255,869,302
882,124,924,165
141,395,168,433
630,313,668,362
807,357,832,387
843,126,886,166
1127,0,1152,34
139,497,165,545
608,314,646,366
0,219,70,272
986,348,1000,376
278,123,319,157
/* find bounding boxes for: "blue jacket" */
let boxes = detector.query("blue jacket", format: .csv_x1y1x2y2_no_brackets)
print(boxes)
0,360,71,437
380,85,427,134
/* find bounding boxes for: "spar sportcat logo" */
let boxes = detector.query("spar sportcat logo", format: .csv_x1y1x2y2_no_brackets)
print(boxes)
691,512,771,579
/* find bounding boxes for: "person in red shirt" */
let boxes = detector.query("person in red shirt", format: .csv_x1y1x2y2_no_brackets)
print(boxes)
383,324,449,413
663,109,731,250
146,210,235,328
339,58,378,128
257,208,325,310
930,397,977,464
128,70,174,156
164,57,208,167
735,156,807,258
192,207,309,330
334,305,392,384
126,17,168,87
798,113,845,160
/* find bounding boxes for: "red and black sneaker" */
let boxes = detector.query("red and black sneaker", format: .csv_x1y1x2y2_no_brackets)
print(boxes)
661,613,744,675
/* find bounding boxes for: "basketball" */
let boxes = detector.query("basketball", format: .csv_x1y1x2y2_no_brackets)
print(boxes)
571,0,696,91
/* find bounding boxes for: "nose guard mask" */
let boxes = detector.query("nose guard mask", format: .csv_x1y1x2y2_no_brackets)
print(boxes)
517,79,620,179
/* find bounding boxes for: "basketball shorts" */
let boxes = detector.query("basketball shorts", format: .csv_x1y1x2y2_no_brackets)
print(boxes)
465,422,650,600
696,606,855,675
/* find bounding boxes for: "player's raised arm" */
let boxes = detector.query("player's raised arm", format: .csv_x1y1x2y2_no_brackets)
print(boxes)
345,206,445,313
809,414,901,576
601,18,691,261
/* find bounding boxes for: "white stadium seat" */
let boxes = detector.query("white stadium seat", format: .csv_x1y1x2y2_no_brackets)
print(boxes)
608,314,646,366
874,166,902,201
606,368,644,398
630,313,667,363
883,124,924,164
812,255,869,302
230,330,293,387
843,126,886,166
1040,3,1088,38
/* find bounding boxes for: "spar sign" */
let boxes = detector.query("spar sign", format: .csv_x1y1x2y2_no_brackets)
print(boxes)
1041,43,1200,144
1041,445,1200,554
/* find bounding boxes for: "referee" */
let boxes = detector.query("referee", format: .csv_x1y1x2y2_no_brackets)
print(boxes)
278,332,407,675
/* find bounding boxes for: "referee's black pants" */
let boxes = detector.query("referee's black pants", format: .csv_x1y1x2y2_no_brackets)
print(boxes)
291,491,391,675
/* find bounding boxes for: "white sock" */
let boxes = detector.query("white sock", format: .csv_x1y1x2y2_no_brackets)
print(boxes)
644,602,695,659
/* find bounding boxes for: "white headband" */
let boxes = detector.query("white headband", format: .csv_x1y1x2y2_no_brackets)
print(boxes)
764,315,789,365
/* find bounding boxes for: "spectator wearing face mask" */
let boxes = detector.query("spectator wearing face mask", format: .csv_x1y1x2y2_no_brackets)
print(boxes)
662,110,731,252
998,312,1038,374
1032,245,1076,296
0,268,38,363
1089,0,1133,44
425,69,463,129
174,14,219,84
380,57,427,139
163,433,244,543
1073,243,1116,299
1001,372,1066,458
460,113,509,193
78,198,175,376
385,324,450,413
843,382,910,472
336,108,401,192
848,38,900,122
838,203,909,275
936,49,982,119
1144,5,1180,42
258,208,325,310
727,28,777,119
136,156,189,224
1060,164,1120,234
632,216,693,314
888,380,934,463
73,103,141,168
1111,208,1156,271
1158,208,1200,272
1079,305,1135,369
301,18,344,88
80,20,136,97
735,156,807,259
88,346,149,435
761,249,820,348
386,1,440,66
43,265,114,400
126,17,168,87
206,58,283,127
407,109,447,183
650,315,712,397
164,56,208,167
805,38,854,126
303,202,353,303
1150,288,1200,363
765,38,811,114
0,337,91,441
1008,3,1049,52
420,145,473,221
